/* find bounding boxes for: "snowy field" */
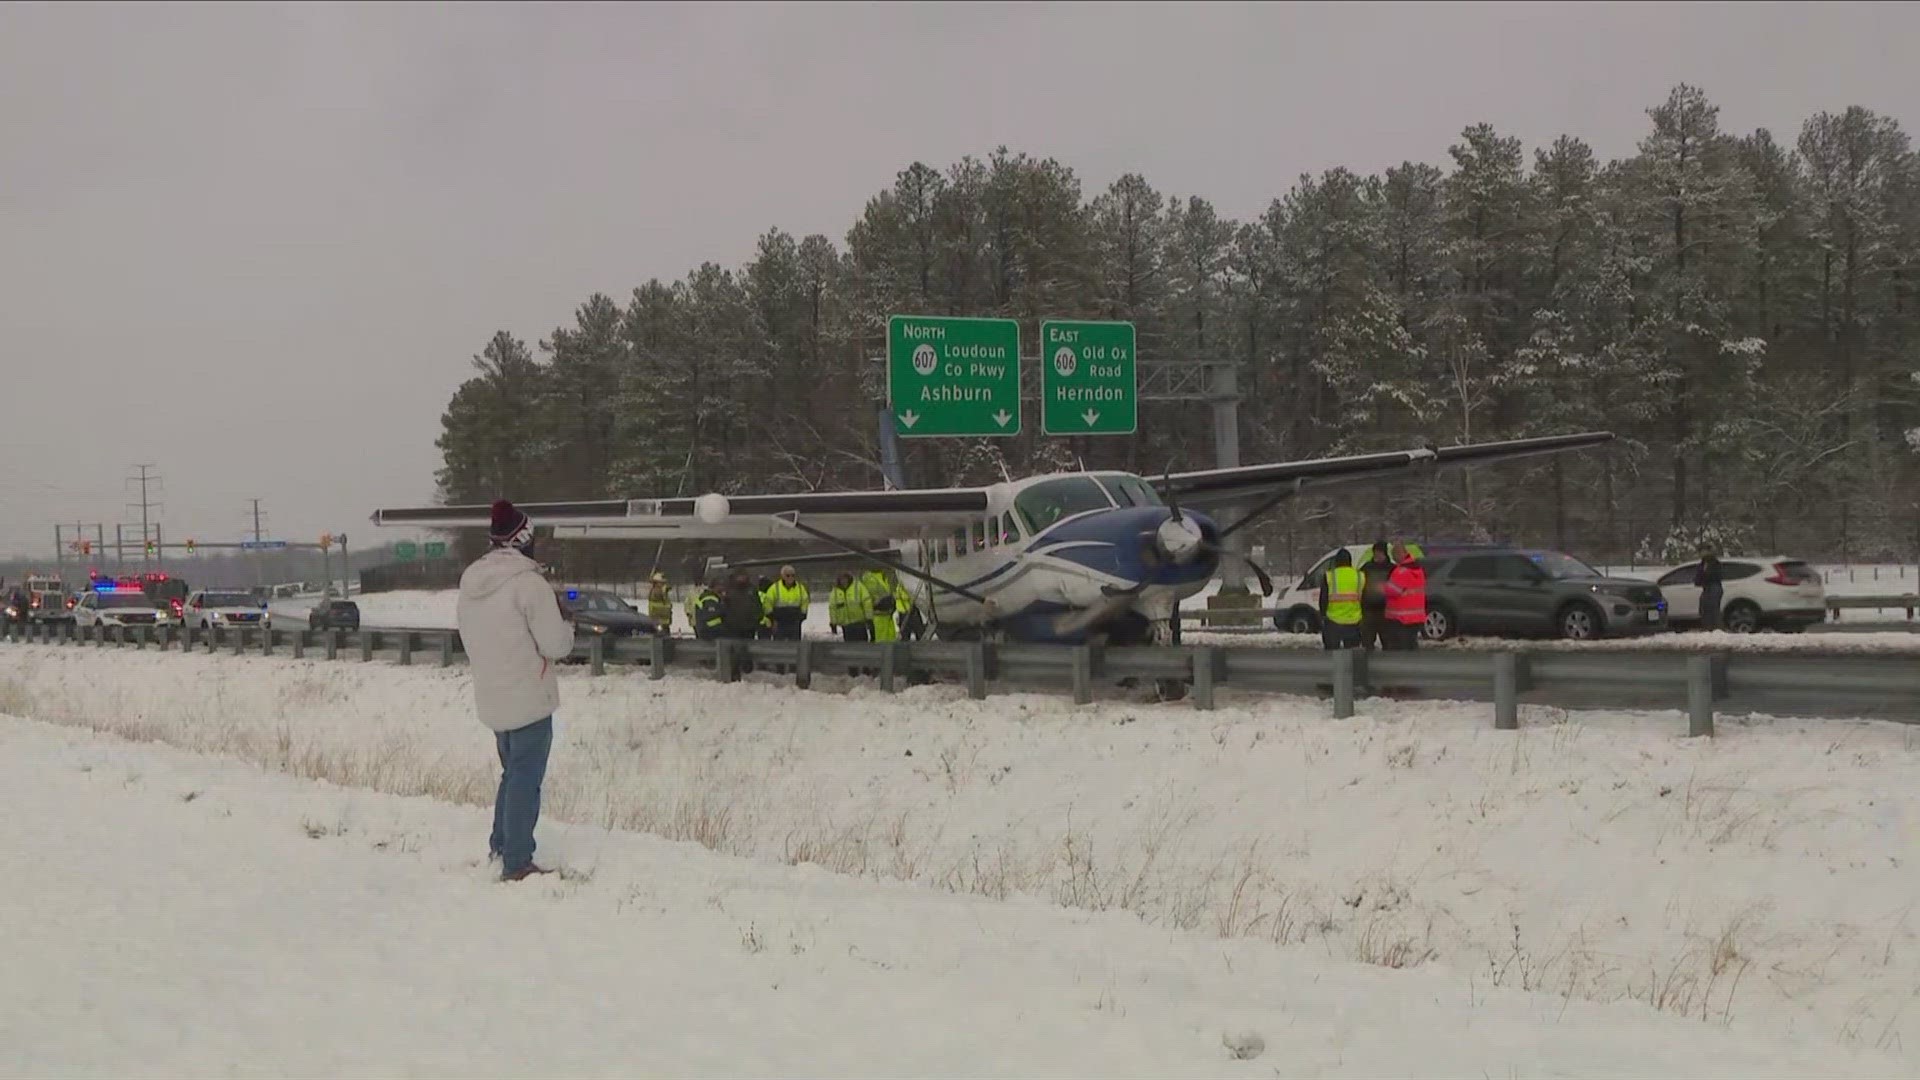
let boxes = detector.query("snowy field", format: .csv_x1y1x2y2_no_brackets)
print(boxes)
3,644,1918,1069
3,717,1904,1078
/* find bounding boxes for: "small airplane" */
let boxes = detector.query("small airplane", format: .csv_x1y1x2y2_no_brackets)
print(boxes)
369,431,1614,646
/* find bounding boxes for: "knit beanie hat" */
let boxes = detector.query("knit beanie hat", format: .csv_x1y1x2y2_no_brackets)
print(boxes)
489,499,533,548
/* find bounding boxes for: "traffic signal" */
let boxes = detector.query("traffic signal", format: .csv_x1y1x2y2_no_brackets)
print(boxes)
185,538,196,555
80,539,92,555
319,533,332,552
144,539,155,555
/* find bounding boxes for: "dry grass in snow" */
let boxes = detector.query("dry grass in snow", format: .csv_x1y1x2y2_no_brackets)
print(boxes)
2,644,1917,1060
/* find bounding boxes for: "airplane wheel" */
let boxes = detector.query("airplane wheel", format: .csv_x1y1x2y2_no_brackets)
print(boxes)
1153,679,1189,702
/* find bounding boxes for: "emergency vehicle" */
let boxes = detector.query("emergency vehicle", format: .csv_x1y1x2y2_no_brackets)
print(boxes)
71,580,173,630
24,574,74,623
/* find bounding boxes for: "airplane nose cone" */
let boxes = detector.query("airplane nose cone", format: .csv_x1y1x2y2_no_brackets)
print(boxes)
1155,515,1204,563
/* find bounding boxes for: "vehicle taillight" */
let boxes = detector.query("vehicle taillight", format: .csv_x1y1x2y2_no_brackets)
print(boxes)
1765,564,1790,585
30,598,40,608
170,599,183,614
65,597,76,608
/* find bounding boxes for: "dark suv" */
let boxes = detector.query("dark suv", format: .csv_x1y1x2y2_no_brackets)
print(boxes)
309,600,361,631
555,588,656,637
1423,549,1667,641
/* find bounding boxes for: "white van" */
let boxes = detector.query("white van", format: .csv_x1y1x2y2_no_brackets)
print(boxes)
1271,545,1375,633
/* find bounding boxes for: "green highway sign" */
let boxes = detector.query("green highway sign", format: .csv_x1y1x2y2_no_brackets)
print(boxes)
394,540,418,562
1041,320,1136,435
887,314,1021,437
423,541,448,560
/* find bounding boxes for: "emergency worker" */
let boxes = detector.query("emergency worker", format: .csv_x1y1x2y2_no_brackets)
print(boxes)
1318,549,1363,650
1382,542,1427,650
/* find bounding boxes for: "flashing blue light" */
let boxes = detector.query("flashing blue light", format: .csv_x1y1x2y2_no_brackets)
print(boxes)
566,590,579,600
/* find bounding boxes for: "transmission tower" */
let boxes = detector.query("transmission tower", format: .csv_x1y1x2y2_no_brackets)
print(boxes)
125,464,163,570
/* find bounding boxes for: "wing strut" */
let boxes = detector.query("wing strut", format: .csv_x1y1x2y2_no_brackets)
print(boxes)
774,514,995,607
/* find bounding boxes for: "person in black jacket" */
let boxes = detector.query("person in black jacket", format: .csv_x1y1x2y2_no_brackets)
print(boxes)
1358,540,1394,651
1694,552,1724,631
720,572,764,673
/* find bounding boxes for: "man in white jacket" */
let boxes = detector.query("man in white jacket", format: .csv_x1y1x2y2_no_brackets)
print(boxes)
456,500,575,881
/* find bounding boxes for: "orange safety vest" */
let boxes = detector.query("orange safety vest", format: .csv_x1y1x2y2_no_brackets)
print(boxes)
1384,562,1426,625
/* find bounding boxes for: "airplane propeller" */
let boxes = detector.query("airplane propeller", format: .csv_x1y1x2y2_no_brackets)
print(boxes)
1152,464,1275,597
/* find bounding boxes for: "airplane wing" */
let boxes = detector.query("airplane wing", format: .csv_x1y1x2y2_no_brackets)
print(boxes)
1164,431,1615,510
368,487,993,542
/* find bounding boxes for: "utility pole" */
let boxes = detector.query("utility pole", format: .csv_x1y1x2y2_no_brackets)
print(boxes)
246,498,267,589
126,464,162,571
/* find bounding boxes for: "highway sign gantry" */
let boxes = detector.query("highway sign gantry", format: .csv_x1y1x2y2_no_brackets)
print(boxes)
887,315,1021,438
1041,320,1136,435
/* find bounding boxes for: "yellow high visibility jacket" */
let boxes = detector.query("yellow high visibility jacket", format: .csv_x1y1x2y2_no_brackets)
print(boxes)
1324,565,1363,626
767,580,808,614
647,584,673,625
828,585,861,627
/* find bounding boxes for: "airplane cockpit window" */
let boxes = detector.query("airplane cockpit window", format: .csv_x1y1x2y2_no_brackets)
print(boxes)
1098,475,1164,509
1000,511,1021,544
1013,476,1115,533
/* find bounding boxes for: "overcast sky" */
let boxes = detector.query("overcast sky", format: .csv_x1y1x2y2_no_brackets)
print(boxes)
1,1,1914,560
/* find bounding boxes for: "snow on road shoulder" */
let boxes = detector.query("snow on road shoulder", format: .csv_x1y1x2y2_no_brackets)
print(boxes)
4,644,1920,1061
272,588,459,628
0,714,1901,1079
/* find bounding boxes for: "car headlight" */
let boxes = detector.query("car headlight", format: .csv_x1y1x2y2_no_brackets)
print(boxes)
590,624,607,634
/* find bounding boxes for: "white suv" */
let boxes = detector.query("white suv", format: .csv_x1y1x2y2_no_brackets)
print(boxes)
1648,557,1825,633
183,589,272,631
71,587,170,629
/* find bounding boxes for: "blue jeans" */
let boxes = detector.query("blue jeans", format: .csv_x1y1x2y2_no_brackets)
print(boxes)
489,716,552,873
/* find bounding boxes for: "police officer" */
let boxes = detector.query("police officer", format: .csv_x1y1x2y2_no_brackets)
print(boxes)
691,578,725,641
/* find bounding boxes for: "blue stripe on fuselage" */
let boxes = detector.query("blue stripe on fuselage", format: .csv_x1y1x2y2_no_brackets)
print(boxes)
948,506,1220,594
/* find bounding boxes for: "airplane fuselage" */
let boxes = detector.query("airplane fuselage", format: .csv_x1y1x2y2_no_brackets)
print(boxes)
888,471,1224,644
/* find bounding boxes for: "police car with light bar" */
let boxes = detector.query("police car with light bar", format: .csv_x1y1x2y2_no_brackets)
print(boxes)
71,583,174,630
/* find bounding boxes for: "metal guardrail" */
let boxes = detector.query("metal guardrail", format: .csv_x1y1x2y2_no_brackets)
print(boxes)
1827,594,1918,620
6,618,1917,734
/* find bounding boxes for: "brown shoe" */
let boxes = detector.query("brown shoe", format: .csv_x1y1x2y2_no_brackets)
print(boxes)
500,863,552,882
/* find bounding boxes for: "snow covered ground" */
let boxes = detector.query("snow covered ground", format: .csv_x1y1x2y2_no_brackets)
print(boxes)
3,644,1918,1066
4,716,1904,1078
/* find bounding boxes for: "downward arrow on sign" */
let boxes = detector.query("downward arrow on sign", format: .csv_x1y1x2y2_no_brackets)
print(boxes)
1081,408,1101,427
992,410,1012,427
899,410,920,429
